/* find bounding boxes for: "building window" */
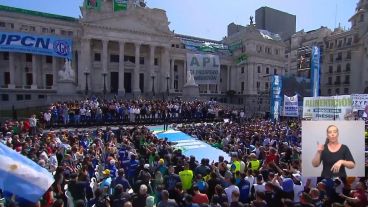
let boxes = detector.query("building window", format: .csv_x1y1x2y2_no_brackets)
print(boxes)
335,88,340,95
337,65,341,72
335,76,341,84
338,40,342,48
16,94,24,101
0,22,5,27
329,54,333,63
67,31,73,36
257,45,262,53
344,88,349,94
344,75,350,84
38,95,46,99
265,82,269,90
257,66,261,73
329,42,333,48
328,77,332,85
139,57,144,65
327,89,332,95
347,38,352,46
3,52,9,60
346,51,351,59
4,72,10,85
154,58,158,66
241,67,244,74
1,94,9,101
174,65,178,72
46,74,53,87
346,63,351,71
360,14,364,22
274,69,277,75
26,54,32,62
46,56,52,64
329,66,333,73
275,49,279,55
42,27,48,33
266,67,269,74
50,28,55,34
110,54,119,63
256,82,260,89
336,52,342,61
241,82,244,92
25,94,31,100
174,80,178,90
124,56,135,63
94,53,101,61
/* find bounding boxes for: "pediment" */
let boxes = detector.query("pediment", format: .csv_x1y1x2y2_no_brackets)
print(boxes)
82,6,172,36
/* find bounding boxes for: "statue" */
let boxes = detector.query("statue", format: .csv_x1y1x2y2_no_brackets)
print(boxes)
186,71,197,85
250,16,254,25
58,59,75,81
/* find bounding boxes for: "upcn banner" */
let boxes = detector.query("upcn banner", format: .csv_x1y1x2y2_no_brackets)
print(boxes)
113,0,127,12
303,95,352,120
271,75,282,121
186,53,220,85
311,46,320,97
283,95,299,117
351,94,368,118
0,32,73,60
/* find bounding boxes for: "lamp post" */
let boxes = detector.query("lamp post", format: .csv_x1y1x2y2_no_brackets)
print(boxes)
166,76,170,97
102,72,107,96
84,71,90,95
151,75,155,97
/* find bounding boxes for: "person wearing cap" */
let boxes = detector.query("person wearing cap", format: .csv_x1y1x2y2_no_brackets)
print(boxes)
248,153,261,172
137,164,153,194
312,125,355,178
99,169,112,195
292,173,304,204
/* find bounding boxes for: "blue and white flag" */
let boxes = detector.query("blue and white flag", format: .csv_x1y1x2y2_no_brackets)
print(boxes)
0,143,54,203
311,46,320,97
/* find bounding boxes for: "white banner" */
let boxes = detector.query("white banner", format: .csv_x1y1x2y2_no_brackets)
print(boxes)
186,53,220,85
351,94,368,110
303,95,352,120
283,95,299,117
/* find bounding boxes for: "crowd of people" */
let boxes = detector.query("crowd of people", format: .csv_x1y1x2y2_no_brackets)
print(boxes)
0,98,368,207
36,98,234,127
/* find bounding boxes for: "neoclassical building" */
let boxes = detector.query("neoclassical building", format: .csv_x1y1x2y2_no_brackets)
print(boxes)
0,0,287,112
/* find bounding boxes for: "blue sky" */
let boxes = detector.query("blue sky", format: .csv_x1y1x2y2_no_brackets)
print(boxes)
0,0,357,40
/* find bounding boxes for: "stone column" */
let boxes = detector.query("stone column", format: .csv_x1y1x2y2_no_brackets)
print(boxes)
247,63,255,94
133,42,141,94
148,44,155,94
118,41,125,95
31,55,38,89
52,57,58,89
161,46,170,93
8,53,15,89
80,38,91,92
102,39,109,93
207,84,210,94
170,59,175,91
227,65,230,91
183,59,187,86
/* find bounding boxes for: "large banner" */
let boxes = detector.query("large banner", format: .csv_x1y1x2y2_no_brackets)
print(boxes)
351,94,368,118
0,32,73,59
303,95,352,120
113,0,127,12
283,95,299,117
186,53,220,85
311,46,320,97
85,0,102,10
271,75,282,121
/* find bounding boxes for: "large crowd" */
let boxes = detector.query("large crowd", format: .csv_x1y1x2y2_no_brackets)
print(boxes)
0,99,368,207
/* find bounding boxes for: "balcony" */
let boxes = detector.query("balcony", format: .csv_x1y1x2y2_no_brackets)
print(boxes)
334,81,341,85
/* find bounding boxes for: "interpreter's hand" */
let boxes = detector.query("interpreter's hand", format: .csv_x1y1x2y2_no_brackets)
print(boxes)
331,160,343,174
317,141,324,153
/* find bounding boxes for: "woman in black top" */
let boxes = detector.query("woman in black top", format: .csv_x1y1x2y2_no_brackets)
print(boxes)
312,125,355,178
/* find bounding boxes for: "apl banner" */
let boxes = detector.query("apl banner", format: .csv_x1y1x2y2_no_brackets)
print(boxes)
283,95,299,117
311,46,320,97
303,95,352,120
0,32,73,59
186,53,220,84
271,75,282,121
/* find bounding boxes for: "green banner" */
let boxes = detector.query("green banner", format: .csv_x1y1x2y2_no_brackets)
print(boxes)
113,0,128,12
85,0,101,11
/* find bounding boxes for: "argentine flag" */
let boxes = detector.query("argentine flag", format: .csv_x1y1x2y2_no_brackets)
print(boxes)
0,143,54,203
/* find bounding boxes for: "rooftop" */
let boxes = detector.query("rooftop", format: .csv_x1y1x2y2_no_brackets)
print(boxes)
0,5,78,22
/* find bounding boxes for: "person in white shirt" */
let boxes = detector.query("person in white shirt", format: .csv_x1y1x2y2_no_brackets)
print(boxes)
44,111,51,128
292,173,304,204
29,114,37,135
224,177,239,203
